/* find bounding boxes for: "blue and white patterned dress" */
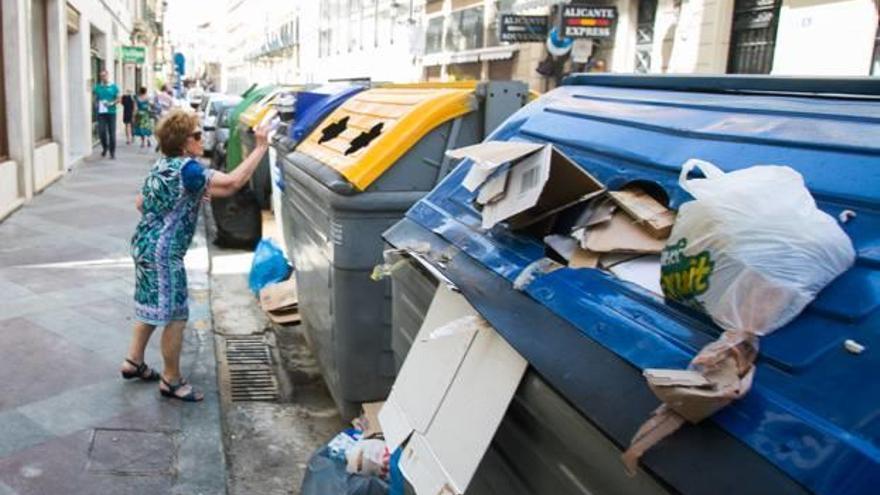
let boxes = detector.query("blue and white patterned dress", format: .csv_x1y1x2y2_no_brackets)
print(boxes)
131,156,214,325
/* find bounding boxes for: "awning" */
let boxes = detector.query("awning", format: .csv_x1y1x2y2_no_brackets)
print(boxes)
425,46,520,66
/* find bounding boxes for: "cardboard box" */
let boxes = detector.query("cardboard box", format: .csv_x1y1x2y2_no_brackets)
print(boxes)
447,141,605,230
379,286,527,495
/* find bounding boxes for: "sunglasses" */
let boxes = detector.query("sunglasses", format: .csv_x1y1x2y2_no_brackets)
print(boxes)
190,130,203,141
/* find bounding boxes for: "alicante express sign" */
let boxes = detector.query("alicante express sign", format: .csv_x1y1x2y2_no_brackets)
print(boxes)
561,5,617,39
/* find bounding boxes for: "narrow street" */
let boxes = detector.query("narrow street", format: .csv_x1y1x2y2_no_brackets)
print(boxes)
0,146,225,494
0,1,875,494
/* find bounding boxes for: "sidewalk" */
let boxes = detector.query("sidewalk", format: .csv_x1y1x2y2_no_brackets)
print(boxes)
0,145,226,494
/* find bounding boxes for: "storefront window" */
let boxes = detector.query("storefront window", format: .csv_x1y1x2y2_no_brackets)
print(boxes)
32,0,53,143
445,6,484,52
425,15,445,54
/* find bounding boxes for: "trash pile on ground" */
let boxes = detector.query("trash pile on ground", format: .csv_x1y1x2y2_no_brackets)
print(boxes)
301,403,403,495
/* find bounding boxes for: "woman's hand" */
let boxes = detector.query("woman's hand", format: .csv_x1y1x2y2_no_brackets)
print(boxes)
207,126,271,198
254,122,271,149
135,193,144,213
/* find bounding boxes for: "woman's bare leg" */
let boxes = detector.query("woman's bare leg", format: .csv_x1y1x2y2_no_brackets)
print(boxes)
160,320,186,380
121,321,156,373
159,320,203,400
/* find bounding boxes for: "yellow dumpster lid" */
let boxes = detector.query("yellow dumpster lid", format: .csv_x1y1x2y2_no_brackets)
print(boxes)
297,86,478,191
239,85,301,128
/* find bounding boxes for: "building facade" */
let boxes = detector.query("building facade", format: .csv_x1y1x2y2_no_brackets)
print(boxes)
417,0,880,91
0,0,163,221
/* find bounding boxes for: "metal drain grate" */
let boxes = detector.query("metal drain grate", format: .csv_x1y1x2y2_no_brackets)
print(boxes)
225,336,280,402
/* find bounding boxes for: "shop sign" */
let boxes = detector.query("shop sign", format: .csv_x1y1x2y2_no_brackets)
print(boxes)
499,15,549,42
561,5,617,38
120,45,146,64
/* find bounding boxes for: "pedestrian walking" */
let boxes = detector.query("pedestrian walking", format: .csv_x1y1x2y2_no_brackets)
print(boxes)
155,84,174,117
121,90,135,145
133,87,154,149
93,69,120,159
122,109,271,402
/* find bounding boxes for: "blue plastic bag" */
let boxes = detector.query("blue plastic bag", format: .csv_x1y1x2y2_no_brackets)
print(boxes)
248,238,292,294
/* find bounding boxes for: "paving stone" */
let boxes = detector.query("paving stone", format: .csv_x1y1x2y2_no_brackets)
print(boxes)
87,429,175,475
0,430,173,495
0,318,113,410
0,412,53,458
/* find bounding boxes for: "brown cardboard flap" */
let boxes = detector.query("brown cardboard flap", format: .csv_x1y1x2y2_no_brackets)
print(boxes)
259,279,298,313
608,188,675,239
584,211,666,254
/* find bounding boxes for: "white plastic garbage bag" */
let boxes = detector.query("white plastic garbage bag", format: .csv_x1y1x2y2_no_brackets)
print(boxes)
660,159,855,336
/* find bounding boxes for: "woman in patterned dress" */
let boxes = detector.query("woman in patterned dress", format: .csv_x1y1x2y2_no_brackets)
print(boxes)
133,87,154,149
121,109,270,401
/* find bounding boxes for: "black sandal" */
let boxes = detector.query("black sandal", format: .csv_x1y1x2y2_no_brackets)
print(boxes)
121,358,161,381
159,377,203,402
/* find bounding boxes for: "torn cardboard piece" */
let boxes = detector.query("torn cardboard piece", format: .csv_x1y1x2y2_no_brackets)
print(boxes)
622,331,758,474
447,141,544,192
583,211,666,254
609,188,675,239
571,196,616,231
379,286,527,495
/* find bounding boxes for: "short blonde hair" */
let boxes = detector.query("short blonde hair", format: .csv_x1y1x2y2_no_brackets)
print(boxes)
155,109,200,157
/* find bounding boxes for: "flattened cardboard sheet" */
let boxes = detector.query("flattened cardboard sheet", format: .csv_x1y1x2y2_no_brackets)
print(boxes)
584,211,666,254
259,279,298,312
378,286,527,495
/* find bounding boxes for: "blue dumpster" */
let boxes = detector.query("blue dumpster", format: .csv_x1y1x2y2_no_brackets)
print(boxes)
384,75,880,495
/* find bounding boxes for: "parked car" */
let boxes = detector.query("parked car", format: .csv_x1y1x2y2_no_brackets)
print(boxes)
202,95,241,156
